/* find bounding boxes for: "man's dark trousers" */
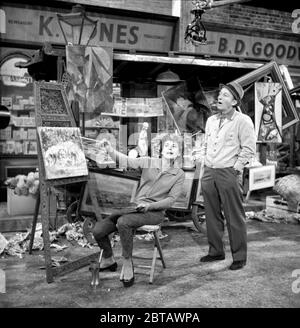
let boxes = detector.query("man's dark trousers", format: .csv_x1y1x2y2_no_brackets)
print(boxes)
201,166,247,261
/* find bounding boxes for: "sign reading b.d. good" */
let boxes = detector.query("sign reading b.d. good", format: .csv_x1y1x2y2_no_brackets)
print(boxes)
196,31,300,67
0,5,174,52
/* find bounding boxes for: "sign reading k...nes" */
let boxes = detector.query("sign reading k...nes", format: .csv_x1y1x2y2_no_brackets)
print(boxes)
1,5,174,52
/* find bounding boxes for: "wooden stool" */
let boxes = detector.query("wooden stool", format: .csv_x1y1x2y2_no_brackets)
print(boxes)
134,224,166,284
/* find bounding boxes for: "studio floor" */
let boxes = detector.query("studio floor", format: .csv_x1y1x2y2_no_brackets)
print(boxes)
0,216,300,308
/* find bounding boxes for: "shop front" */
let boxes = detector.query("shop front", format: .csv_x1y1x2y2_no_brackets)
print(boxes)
0,1,177,202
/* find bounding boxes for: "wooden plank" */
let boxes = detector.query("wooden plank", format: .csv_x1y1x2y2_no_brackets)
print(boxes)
40,182,53,283
113,53,263,69
52,252,100,277
266,195,300,213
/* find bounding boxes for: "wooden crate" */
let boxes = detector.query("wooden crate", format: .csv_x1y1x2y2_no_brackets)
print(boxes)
266,195,300,216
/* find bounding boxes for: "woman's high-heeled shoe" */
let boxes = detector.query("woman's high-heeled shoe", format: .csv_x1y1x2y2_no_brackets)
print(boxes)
122,261,134,287
123,275,134,287
99,262,117,272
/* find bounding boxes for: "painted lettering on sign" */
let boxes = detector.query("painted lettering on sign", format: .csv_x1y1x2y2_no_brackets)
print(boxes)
1,6,173,52
197,31,300,66
98,23,139,45
39,16,54,37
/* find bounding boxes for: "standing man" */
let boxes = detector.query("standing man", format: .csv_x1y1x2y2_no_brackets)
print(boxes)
199,81,256,270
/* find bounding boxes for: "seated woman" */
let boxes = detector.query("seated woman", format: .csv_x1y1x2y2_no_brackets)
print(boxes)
93,134,185,287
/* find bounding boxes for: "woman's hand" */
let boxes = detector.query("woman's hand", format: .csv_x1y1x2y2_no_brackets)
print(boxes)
192,148,203,162
135,203,150,213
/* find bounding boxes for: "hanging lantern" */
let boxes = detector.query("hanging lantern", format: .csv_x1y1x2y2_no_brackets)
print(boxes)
57,4,98,46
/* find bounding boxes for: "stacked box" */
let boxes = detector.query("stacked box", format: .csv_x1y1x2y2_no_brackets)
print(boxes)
7,188,36,216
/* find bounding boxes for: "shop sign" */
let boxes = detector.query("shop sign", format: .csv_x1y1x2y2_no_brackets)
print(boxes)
0,57,32,87
195,30,300,66
0,5,174,52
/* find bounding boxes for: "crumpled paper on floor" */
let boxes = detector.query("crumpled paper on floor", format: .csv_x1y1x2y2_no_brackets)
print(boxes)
4,233,28,258
246,210,300,224
2,221,95,258
57,222,94,249
50,244,68,252
1,223,58,258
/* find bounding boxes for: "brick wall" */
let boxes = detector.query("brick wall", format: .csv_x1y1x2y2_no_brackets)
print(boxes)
181,2,295,42
51,0,174,16
203,4,293,34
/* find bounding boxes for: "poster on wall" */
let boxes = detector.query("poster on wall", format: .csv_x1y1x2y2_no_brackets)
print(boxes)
255,82,282,143
37,127,88,180
66,45,113,114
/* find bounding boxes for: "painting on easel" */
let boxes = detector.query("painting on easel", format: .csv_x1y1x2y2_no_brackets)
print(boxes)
37,127,88,180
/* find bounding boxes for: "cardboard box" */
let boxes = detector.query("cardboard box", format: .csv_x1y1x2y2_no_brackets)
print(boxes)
7,188,37,216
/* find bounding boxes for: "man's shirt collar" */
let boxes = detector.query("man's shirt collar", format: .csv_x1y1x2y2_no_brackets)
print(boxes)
216,108,237,121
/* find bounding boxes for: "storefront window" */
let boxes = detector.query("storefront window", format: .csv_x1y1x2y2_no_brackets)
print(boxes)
0,55,37,156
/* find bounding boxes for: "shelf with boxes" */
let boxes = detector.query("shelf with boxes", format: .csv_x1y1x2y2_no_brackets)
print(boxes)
0,97,37,156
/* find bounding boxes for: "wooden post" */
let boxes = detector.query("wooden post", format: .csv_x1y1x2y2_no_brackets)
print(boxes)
40,181,54,283
28,190,40,254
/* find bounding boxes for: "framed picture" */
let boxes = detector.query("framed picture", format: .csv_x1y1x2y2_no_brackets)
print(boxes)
80,170,140,216
255,82,282,143
248,165,276,191
34,81,75,127
162,77,212,135
233,61,299,129
37,127,88,180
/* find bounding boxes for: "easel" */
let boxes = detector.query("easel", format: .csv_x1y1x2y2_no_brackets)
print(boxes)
32,81,100,283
